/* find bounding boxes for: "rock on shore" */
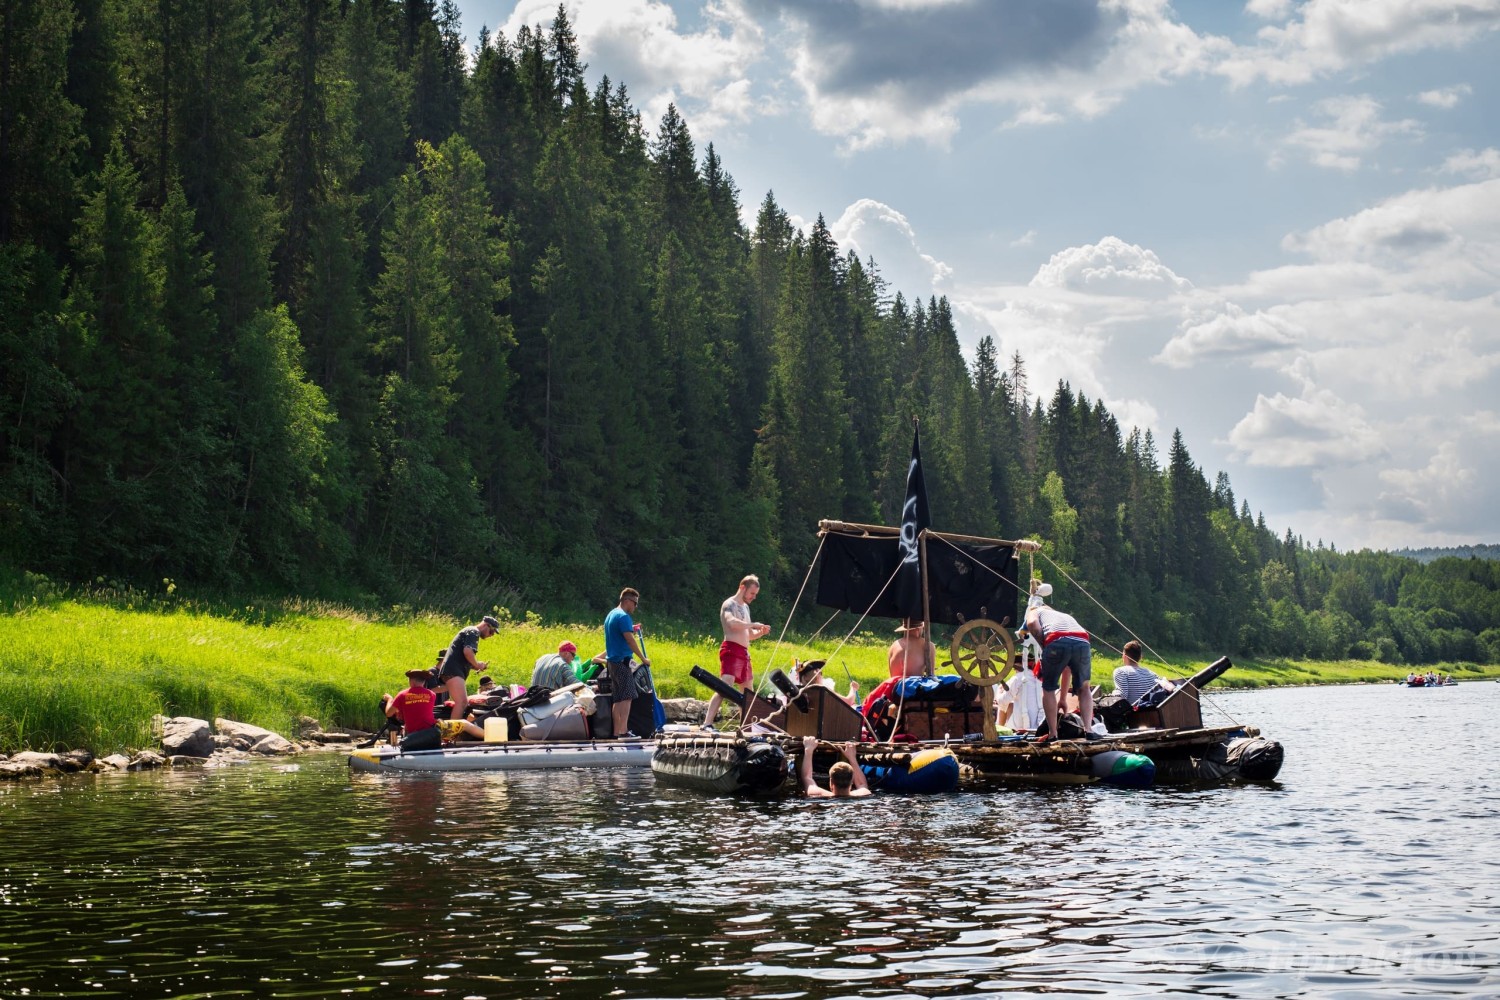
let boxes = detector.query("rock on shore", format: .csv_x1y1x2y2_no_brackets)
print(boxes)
0,714,361,781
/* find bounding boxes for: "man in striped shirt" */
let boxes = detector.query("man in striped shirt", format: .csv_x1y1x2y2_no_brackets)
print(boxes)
1112,641,1174,706
1023,601,1095,742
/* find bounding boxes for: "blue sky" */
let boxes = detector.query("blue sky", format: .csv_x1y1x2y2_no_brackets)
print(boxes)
456,0,1500,553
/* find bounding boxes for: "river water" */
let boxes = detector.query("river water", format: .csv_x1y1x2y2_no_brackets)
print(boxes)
2,683,1497,999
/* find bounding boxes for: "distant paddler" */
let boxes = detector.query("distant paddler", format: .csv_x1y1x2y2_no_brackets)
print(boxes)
704,574,771,728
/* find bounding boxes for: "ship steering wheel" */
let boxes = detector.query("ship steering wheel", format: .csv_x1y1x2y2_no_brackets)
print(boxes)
947,617,1017,689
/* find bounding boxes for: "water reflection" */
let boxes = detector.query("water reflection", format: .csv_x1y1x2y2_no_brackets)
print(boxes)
2,684,1498,998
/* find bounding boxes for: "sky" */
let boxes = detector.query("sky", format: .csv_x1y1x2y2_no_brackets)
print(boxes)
454,0,1500,554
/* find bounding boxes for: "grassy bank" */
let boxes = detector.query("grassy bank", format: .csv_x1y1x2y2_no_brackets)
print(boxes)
3,584,1497,754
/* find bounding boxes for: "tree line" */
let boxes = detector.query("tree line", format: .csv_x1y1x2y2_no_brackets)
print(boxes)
2,1,1496,665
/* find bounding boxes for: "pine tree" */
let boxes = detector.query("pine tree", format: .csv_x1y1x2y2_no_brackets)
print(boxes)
0,0,82,252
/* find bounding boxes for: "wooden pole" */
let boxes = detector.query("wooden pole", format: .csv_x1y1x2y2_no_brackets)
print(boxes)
919,529,933,678
819,519,1041,552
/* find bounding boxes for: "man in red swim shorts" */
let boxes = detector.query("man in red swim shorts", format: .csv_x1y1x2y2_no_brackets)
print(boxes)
703,574,770,728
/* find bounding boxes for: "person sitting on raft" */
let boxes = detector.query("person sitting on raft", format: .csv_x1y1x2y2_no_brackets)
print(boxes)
530,640,583,691
795,659,858,705
384,668,484,748
1112,640,1174,705
799,735,871,799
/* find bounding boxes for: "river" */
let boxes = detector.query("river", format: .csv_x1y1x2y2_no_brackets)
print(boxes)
2,683,1497,999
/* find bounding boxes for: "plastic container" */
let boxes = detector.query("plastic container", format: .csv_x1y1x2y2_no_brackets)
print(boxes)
483,716,509,743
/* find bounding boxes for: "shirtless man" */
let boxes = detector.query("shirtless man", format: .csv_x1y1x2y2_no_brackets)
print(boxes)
799,736,871,799
704,575,770,728
887,619,935,678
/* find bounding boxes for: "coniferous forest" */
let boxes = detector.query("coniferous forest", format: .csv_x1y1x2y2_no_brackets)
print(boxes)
2,1,1498,665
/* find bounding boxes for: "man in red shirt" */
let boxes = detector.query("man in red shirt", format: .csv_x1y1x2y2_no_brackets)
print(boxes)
386,668,440,749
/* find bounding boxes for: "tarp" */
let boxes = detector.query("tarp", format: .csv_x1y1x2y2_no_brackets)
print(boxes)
816,528,1022,628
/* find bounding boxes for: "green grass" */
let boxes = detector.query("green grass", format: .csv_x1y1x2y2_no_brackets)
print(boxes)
0,582,894,754
2,578,1497,754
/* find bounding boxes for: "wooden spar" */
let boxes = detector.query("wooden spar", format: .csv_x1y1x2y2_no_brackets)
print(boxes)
818,519,1042,552
919,529,933,678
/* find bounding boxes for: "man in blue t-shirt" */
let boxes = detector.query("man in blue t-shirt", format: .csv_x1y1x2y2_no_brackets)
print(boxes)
603,588,650,739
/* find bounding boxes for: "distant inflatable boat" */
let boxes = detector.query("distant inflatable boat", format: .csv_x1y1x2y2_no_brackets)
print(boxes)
348,739,654,773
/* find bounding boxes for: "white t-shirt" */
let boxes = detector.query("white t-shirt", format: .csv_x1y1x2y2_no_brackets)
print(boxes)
997,666,1042,733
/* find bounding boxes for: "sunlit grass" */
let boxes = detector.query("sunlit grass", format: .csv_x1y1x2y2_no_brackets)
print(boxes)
2,576,1495,753
0,590,892,754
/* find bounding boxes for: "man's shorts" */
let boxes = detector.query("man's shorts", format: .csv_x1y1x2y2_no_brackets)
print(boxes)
1039,637,1091,694
718,641,752,687
606,659,637,702
438,653,471,682
437,719,470,742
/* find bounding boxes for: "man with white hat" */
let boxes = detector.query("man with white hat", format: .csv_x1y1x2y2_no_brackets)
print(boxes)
887,619,934,678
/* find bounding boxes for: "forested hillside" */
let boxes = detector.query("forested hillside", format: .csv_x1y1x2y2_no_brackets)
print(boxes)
1394,545,1500,564
2,1,1496,665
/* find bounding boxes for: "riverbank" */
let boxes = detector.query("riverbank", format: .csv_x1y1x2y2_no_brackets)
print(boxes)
3,587,1496,755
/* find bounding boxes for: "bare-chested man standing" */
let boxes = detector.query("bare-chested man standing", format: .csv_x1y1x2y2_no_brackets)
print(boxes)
703,575,770,728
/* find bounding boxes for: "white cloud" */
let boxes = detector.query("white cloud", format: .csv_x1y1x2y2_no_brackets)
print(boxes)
1218,0,1500,88
1245,0,1293,19
1417,83,1473,108
1368,414,1500,532
1227,387,1385,467
960,291,1151,422
1156,303,1303,369
1010,229,1038,248
1030,236,1192,296
1440,147,1500,179
828,198,954,293
952,235,1200,436
1279,95,1420,171
499,0,768,138
1283,177,1500,289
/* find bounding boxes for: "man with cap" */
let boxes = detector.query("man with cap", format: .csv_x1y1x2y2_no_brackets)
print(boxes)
438,614,501,725
530,640,582,691
384,667,440,749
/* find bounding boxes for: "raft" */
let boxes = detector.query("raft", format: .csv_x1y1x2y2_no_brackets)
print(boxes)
1143,733,1285,784
348,739,654,773
650,733,789,795
651,732,960,796
951,736,1158,787
860,745,961,793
